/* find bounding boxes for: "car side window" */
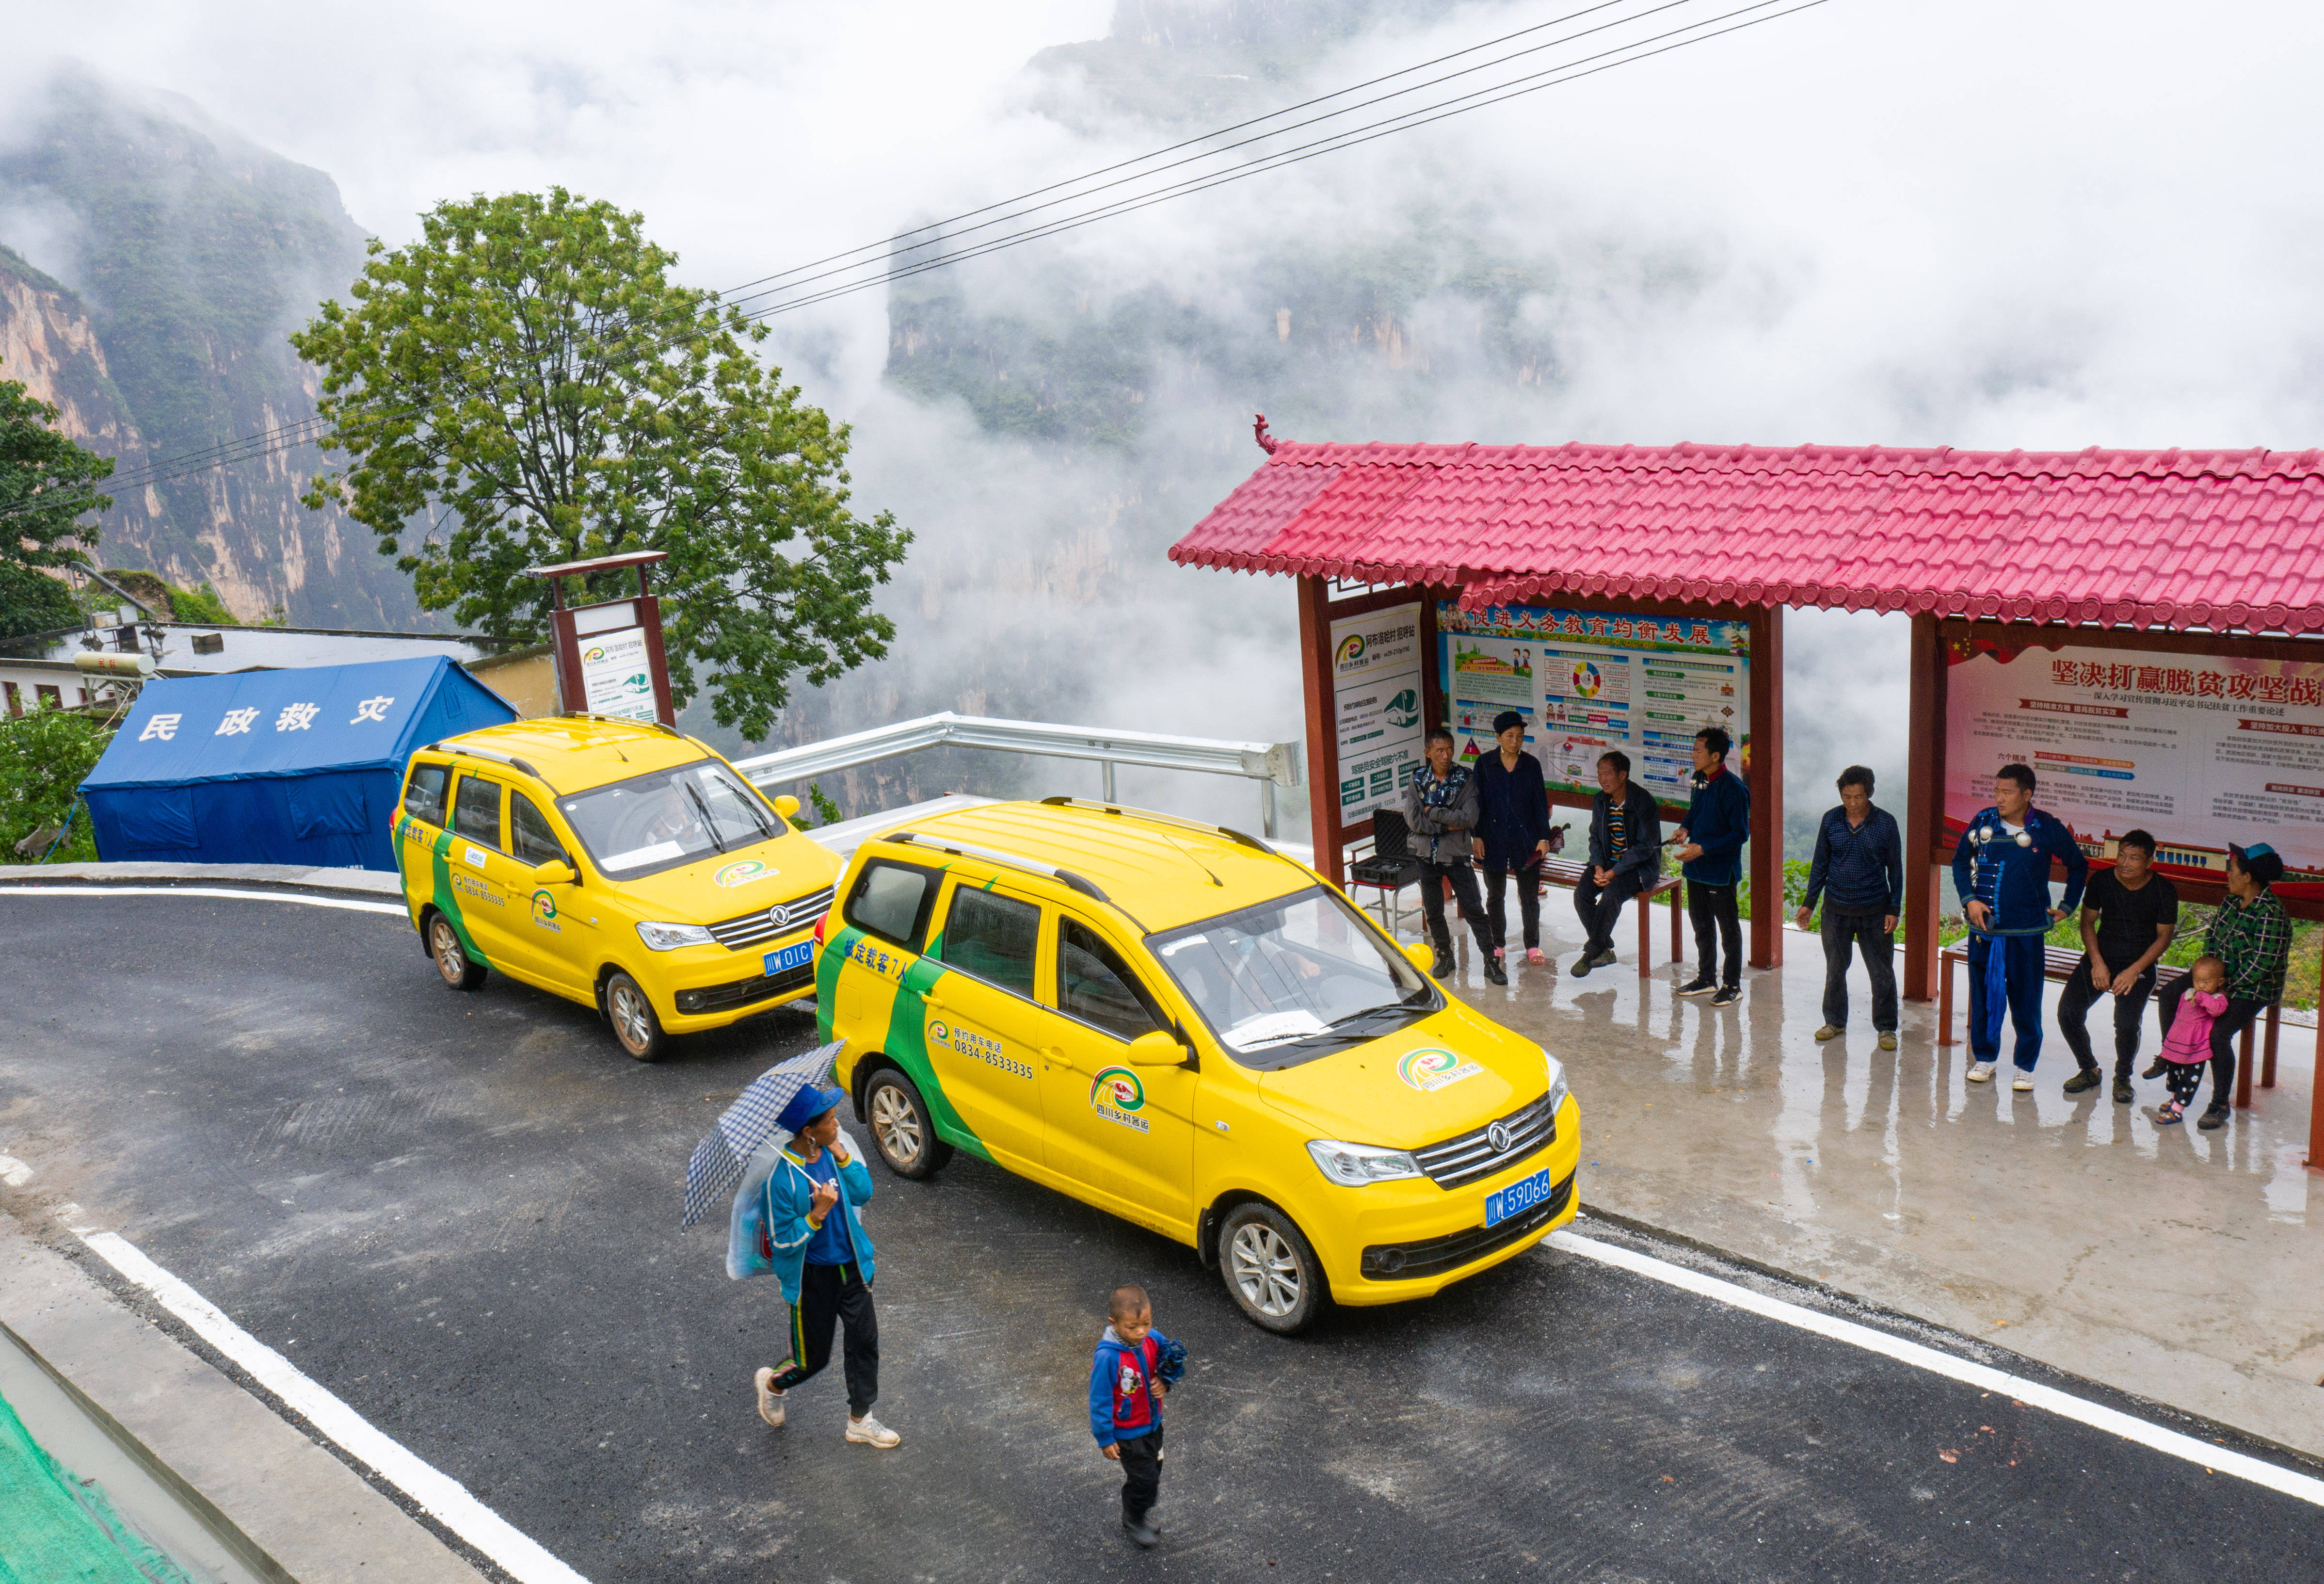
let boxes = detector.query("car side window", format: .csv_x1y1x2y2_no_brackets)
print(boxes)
844,860,939,952
451,775,503,850
937,886,1040,999
403,764,449,826
1057,919,1168,1041
509,792,566,867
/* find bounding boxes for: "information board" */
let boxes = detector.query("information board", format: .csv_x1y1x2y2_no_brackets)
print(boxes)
578,627,658,723
1943,636,2324,889
1330,603,1425,818
1437,603,1749,805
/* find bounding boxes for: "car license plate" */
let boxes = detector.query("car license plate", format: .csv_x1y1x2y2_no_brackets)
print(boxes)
765,942,813,977
1484,1165,1560,1228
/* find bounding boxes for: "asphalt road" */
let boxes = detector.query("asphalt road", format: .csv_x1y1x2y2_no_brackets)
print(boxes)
2,886,2320,1584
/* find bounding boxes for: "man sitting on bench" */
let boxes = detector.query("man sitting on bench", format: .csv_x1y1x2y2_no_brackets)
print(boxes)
1571,750,1662,977
2057,828,2178,1104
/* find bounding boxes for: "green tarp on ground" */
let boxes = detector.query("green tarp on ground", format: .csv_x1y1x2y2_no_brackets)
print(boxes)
0,1386,196,1584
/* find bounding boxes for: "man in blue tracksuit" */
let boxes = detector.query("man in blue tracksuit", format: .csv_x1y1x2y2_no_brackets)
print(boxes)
1951,763,2087,1088
1673,725,1750,1006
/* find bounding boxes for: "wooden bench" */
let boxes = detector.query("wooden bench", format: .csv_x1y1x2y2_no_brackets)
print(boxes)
1531,856,1685,979
1937,943,2283,1108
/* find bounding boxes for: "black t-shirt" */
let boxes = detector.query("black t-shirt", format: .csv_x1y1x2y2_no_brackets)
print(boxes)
2080,868,2180,969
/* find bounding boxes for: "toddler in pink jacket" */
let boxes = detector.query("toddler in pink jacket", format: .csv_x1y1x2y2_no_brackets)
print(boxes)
2147,956,2227,1125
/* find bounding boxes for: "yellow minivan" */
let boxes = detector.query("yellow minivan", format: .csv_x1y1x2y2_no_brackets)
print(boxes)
394,716,842,1061
813,798,1579,1333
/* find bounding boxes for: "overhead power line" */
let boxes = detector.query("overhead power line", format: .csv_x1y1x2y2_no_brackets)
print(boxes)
2,0,1839,524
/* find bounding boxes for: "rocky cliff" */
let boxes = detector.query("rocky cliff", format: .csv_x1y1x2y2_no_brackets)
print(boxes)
0,70,424,630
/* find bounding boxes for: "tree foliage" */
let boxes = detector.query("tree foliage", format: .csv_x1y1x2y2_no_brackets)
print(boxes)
0,356,113,572
0,562,81,639
291,189,912,739
0,703,107,864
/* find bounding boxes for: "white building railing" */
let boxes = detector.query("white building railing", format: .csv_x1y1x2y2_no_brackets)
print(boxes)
728,711,1303,839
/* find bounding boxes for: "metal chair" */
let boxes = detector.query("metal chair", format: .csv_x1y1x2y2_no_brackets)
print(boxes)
1348,808,1423,936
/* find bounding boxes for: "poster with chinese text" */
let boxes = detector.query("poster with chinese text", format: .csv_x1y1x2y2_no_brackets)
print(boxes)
1330,604,1425,818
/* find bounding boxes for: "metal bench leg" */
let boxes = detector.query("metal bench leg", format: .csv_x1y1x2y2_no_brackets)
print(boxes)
2262,1003,2279,1089
1937,953,1956,1047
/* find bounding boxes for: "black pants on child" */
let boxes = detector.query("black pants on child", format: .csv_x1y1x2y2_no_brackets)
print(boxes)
1117,1425,1164,1521
1416,860,1494,960
772,1260,879,1416
2163,1060,2207,1107
1573,868,1645,958
2056,953,2155,1077
1687,881,1742,988
1483,862,1543,951
2151,980,2266,1113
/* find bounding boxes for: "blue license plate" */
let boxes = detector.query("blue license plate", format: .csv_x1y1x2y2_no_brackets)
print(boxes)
764,941,813,976
1483,1165,1561,1228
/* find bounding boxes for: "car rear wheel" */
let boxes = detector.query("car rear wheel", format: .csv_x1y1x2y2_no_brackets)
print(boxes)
428,914,486,991
1219,1201,1325,1335
604,972,665,1063
863,1067,953,1179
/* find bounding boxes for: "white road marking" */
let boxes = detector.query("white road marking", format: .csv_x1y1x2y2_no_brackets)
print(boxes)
73,1227,590,1584
0,1155,32,1187
0,884,406,917
1550,1229,2324,1508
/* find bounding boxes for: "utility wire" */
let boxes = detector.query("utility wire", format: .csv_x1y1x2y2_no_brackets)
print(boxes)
3,0,1837,523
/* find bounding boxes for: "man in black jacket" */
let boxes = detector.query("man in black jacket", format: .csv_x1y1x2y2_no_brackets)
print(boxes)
1572,750,1663,975
1400,728,1502,985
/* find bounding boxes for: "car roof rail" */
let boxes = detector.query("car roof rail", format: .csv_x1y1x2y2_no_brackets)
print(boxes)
564,711,686,739
886,830,1110,903
1038,795,1282,858
428,741,545,782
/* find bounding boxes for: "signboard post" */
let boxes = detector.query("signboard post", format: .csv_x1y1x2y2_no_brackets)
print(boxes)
524,550,677,728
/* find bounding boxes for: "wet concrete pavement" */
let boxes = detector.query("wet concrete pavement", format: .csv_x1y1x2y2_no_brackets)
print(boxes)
1425,893,2324,1461
2,887,2322,1582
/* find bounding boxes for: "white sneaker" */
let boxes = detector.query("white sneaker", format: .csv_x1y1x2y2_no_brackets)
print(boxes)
1966,1061,1997,1083
753,1367,785,1429
2011,1072,2035,1092
846,1413,900,1448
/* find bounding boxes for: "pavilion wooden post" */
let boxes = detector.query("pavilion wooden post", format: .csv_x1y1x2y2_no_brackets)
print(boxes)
1296,574,1343,885
1903,613,1945,1001
1747,604,1784,970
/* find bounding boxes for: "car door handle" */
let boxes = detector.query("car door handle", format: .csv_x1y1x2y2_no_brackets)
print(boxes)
1044,1045,1076,1071
922,992,946,1014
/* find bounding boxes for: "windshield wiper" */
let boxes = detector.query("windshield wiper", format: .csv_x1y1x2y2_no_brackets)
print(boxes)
1324,1001,1426,1030
681,781,727,853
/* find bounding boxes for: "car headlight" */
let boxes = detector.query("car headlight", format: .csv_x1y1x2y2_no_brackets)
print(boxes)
1306,1138,1424,1187
1541,1049,1571,1116
636,921,716,951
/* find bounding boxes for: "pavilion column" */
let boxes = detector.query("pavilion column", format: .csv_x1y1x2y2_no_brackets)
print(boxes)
1748,605,1783,970
1295,574,1343,886
1903,613,1943,1001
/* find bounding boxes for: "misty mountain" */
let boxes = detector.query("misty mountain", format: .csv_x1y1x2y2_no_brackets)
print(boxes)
0,67,424,630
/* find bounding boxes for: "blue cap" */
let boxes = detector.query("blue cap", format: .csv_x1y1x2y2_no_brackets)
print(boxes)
777,1084,843,1134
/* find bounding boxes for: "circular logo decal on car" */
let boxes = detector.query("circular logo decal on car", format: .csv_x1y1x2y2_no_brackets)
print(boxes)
1397,1048,1486,1093
713,858,777,888
530,889,557,922
929,1019,950,1047
1089,1067,1145,1112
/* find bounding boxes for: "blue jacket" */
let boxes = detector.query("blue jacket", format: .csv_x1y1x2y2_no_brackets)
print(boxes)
761,1138,877,1305
1951,804,2087,930
1678,766,1749,886
1473,750,1550,871
1803,804,1904,916
1089,1325,1174,1446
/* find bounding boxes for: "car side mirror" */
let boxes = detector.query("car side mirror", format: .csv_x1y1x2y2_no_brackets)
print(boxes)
1124,1030,1186,1068
534,859,576,886
772,794,802,821
1401,942,1436,976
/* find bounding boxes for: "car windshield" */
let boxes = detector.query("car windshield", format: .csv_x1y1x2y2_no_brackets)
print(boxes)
557,760,787,880
1148,885,1440,1069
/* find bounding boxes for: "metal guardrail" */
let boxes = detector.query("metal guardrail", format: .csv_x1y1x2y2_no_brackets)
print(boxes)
729,711,1302,838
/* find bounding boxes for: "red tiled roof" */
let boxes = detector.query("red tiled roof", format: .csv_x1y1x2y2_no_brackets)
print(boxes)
1167,442,2324,634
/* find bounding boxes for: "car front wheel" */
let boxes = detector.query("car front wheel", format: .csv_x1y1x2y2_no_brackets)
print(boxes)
1219,1201,1326,1334
862,1067,954,1179
428,914,486,991
604,972,664,1062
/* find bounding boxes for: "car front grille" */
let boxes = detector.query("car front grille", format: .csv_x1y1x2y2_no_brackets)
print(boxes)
1360,1170,1575,1281
706,885,836,952
675,958,817,1014
1410,1090,1557,1189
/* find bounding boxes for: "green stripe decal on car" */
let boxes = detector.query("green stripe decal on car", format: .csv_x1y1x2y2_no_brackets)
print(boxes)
822,922,991,1165
425,825,487,967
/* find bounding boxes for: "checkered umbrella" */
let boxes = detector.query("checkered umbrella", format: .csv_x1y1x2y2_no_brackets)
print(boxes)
681,1040,843,1230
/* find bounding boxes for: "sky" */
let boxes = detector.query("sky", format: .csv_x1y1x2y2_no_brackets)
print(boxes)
9,0,2324,833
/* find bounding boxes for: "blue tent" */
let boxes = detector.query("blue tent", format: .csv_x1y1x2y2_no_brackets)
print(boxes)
80,656,516,871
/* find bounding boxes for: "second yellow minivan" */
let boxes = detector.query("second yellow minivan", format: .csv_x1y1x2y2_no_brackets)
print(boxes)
813,798,1579,1332
394,716,843,1060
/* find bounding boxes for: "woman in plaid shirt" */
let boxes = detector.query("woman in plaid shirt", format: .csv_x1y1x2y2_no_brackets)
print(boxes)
2151,842,2292,1131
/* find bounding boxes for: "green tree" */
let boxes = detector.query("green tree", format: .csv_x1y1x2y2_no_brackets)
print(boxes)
0,702,107,863
0,356,113,574
291,189,911,739
0,562,81,638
